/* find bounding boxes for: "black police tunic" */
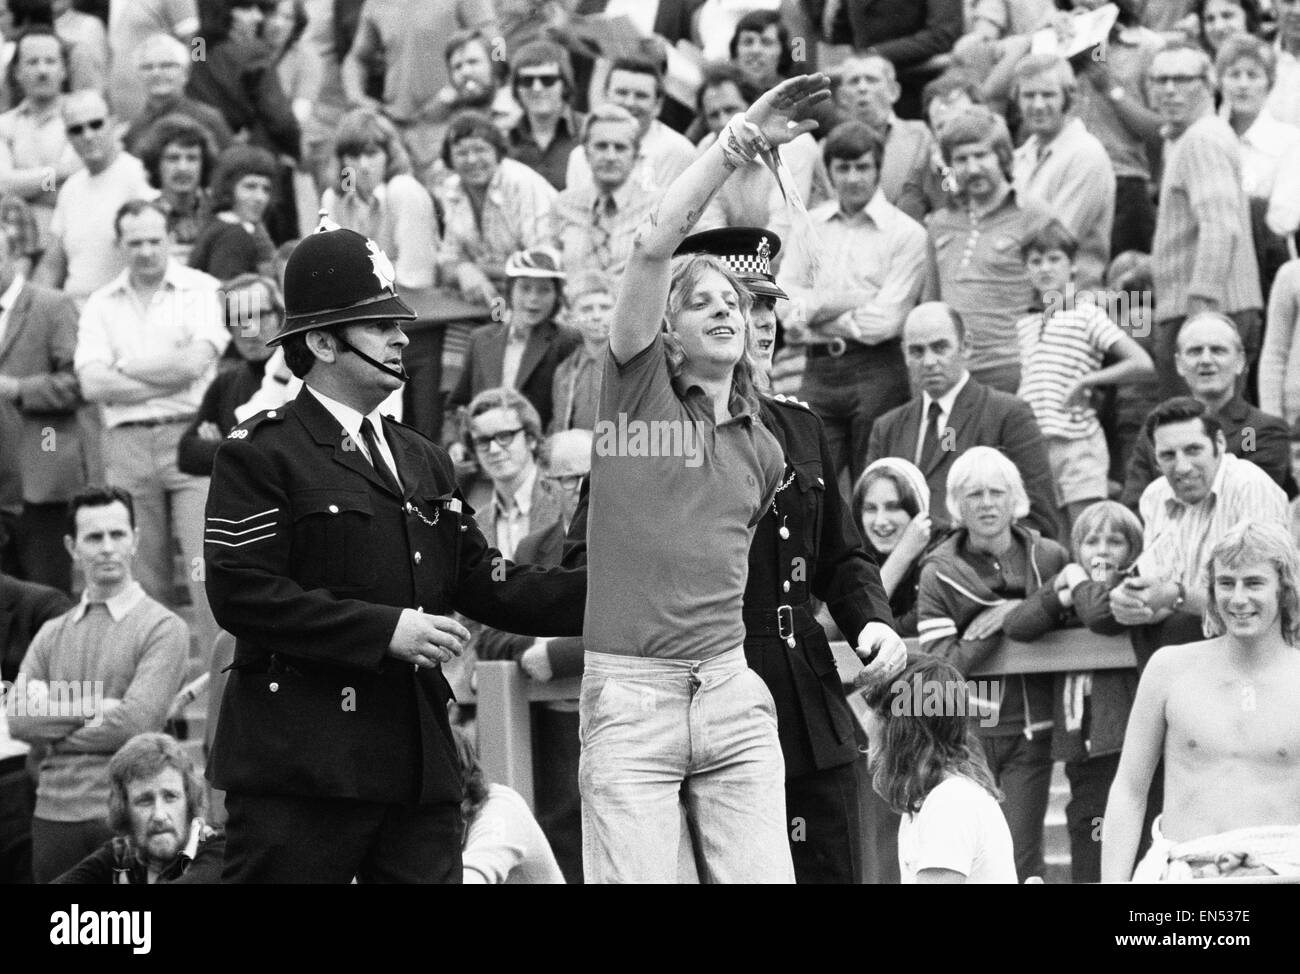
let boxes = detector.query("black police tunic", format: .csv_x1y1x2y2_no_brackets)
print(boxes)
742,395,895,780
203,387,585,806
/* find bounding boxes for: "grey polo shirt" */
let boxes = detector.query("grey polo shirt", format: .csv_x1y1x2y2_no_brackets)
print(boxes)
585,332,784,661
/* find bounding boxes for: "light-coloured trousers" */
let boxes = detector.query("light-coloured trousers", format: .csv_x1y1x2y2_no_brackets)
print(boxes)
579,647,795,884
104,422,216,669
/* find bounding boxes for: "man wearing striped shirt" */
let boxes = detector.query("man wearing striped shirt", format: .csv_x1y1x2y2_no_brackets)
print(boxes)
1112,397,1289,669
1148,42,1263,401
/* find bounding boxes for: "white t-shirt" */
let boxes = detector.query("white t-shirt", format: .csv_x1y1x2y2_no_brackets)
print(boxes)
897,775,1017,884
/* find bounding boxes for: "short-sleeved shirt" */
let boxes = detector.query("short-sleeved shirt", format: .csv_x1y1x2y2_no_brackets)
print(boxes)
898,775,1017,884
74,261,228,427
49,152,158,305
926,190,1052,377
0,99,80,248
1015,303,1125,440
584,332,784,661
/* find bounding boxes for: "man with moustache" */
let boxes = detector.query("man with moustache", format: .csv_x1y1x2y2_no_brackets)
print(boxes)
1103,521,1300,881
202,222,585,883
53,732,224,884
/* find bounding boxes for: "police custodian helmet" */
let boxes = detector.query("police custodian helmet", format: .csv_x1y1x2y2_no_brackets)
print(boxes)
270,217,415,346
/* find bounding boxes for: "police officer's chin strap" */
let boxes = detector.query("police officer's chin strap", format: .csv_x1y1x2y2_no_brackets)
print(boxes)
334,334,409,382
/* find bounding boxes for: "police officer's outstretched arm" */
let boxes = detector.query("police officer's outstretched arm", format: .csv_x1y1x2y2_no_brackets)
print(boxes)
610,73,830,364
207,430,474,669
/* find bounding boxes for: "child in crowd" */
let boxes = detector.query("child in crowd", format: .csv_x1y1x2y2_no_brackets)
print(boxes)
863,655,1017,884
1003,500,1145,883
1015,223,1153,529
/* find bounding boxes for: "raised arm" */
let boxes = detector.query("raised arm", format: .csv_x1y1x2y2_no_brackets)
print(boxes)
610,74,830,363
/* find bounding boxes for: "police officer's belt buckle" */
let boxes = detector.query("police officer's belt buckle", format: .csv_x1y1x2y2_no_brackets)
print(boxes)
777,604,796,648
827,337,848,358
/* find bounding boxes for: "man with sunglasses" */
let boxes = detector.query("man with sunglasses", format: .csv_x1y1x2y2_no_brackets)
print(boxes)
1148,41,1262,401
203,222,585,883
35,90,156,308
506,40,584,192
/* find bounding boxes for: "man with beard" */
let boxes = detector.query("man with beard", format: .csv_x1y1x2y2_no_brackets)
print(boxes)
53,732,224,884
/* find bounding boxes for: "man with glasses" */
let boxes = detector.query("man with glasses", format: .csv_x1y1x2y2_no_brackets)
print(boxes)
462,387,565,561
34,91,157,308
1148,41,1262,401
507,39,584,192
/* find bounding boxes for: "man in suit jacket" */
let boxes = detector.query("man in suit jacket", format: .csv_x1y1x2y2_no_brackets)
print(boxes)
448,248,580,432
0,222,94,593
0,571,74,883
866,302,1062,541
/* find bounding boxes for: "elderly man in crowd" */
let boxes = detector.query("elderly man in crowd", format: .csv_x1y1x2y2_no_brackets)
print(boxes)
53,732,224,884
866,301,1061,540
1121,312,1292,509
1011,54,1115,292
1148,41,1262,400
121,32,234,156
10,486,188,883
550,105,657,278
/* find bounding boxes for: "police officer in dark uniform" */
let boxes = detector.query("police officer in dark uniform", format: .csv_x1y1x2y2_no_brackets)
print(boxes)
203,222,585,883
675,227,905,883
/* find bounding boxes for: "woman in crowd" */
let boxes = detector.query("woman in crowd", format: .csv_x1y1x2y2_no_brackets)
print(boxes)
138,113,218,264
189,144,278,280
915,445,1070,882
1003,500,1145,884
1193,0,1265,57
321,108,439,290
1217,34,1300,296
436,110,557,308
454,728,564,884
186,0,300,241
852,458,935,637
863,654,1017,884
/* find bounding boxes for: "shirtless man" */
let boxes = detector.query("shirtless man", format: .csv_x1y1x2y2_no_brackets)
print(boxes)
1101,520,1300,881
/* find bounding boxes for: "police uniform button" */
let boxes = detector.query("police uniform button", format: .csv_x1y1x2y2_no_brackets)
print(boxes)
783,580,791,593
328,504,339,514
267,410,276,418
778,525,790,540
817,477,824,486
269,682,280,693
414,551,422,564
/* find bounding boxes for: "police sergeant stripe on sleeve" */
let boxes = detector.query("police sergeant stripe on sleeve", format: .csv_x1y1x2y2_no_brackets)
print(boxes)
205,508,280,548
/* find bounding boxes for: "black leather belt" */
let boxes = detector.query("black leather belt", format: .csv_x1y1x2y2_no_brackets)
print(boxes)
114,414,196,429
743,602,818,646
804,336,900,359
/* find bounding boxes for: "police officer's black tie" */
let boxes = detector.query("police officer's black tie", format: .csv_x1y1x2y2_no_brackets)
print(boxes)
361,417,402,496
919,400,942,471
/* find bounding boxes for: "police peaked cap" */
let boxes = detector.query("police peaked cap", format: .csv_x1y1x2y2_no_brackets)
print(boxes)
674,226,787,301
271,223,415,344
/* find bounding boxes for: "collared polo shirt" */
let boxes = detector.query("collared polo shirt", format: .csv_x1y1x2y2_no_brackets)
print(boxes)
585,332,783,661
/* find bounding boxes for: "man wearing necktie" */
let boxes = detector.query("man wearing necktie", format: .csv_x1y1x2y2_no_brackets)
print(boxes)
202,221,586,883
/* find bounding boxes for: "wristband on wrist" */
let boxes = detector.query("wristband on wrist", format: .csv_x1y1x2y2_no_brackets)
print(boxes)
718,113,770,170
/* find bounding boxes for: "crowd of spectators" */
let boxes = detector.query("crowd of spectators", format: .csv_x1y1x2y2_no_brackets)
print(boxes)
3,0,1300,884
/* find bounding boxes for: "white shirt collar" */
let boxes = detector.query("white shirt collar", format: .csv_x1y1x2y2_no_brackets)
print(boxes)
497,462,537,517
305,384,387,453
922,371,971,421
73,581,147,623
0,273,25,311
